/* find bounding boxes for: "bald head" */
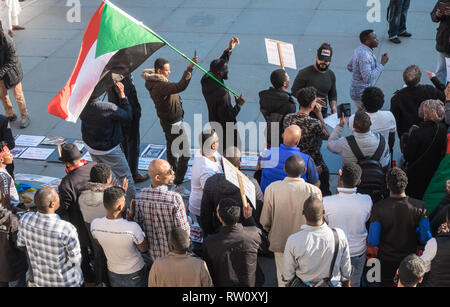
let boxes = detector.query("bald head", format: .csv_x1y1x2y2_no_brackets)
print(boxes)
34,186,59,213
282,125,302,147
148,159,174,186
303,196,324,224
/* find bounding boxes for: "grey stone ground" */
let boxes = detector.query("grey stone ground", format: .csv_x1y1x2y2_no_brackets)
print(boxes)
9,0,439,286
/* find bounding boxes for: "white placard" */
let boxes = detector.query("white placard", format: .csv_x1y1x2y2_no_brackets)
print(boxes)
19,147,55,160
265,38,297,70
141,144,166,159
222,157,256,209
15,135,45,147
324,113,340,128
446,58,450,83
15,173,59,184
10,146,27,158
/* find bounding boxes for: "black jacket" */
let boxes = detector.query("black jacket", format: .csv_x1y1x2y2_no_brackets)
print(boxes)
80,97,132,151
0,207,28,282
0,32,23,89
430,194,450,236
203,224,265,287
259,87,296,146
390,85,445,138
200,173,263,236
431,0,450,54
201,50,241,128
424,232,450,287
0,115,14,150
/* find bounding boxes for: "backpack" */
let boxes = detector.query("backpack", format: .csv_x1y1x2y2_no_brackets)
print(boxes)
346,134,387,203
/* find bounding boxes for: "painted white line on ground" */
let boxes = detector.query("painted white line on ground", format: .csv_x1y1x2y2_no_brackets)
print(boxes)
22,0,40,9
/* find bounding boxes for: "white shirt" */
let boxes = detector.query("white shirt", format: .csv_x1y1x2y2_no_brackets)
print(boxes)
0,0,21,32
323,187,373,257
188,150,222,217
91,217,145,274
348,111,396,143
282,223,352,286
85,144,119,156
421,238,437,272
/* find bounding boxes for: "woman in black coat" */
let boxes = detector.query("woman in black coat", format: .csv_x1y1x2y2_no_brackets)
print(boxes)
405,99,447,200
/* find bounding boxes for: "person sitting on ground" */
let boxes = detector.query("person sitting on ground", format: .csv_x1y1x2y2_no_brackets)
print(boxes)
259,125,320,193
203,198,265,287
397,254,426,287
259,69,296,147
148,227,213,287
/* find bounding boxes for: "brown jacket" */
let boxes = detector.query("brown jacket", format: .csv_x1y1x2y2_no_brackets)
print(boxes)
260,177,322,253
141,68,192,125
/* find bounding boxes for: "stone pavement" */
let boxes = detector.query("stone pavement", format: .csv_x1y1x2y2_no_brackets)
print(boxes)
8,0,440,286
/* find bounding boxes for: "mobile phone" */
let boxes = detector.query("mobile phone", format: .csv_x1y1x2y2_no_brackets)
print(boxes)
337,103,351,118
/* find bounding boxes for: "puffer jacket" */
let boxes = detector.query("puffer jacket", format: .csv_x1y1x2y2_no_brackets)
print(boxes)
0,31,23,89
78,182,112,224
431,0,450,54
141,67,192,125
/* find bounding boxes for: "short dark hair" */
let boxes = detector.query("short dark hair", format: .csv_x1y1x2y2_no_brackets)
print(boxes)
154,58,169,70
303,195,323,223
398,254,426,287
218,198,241,226
285,155,305,178
341,163,362,188
360,29,374,44
103,186,125,210
270,69,288,89
386,168,408,194
210,58,227,74
224,146,241,168
34,187,58,213
362,87,384,113
403,65,422,87
353,110,371,132
296,86,317,108
200,129,217,153
168,227,190,253
90,163,111,184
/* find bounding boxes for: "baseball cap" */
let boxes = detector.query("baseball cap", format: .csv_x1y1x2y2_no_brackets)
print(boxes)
317,44,332,62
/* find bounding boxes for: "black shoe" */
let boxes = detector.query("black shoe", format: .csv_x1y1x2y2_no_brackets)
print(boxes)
398,31,412,37
134,173,149,183
7,114,17,122
389,37,401,44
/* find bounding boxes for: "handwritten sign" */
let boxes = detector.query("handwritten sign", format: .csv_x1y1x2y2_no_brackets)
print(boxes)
265,38,297,70
222,157,256,209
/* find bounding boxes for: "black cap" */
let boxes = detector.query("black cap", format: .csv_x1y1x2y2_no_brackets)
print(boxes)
59,143,82,162
317,44,332,62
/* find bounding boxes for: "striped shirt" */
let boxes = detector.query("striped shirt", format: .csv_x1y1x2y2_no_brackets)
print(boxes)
17,212,83,287
135,185,190,259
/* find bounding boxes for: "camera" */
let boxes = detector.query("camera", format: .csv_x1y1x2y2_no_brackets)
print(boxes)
337,103,351,118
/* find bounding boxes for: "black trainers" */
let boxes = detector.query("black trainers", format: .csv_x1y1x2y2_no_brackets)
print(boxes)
7,114,17,122
389,37,401,44
398,31,412,37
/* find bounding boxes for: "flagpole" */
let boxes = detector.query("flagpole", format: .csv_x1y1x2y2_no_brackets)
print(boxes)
103,0,240,98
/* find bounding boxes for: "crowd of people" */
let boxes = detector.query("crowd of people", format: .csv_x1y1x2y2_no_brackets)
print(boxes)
0,1,450,288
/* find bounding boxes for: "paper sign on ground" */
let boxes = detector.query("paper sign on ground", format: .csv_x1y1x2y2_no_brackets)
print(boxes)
141,144,166,159
240,152,259,170
15,135,45,147
446,58,450,83
138,157,156,171
222,157,256,209
265,38,297,70
15,173,60,185
81,151,93,162
10,146,27,158
324,113,340,128
19,147,55,160
41,136,66,146
72,140,85,151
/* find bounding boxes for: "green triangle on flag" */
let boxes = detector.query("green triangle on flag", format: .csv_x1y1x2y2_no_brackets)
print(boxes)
96,3,164,58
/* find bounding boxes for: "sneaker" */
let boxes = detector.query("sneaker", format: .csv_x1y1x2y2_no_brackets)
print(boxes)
7,114,17,122
171,184,190,196
389,37,401,44
398,31,412,37
19,116,30,128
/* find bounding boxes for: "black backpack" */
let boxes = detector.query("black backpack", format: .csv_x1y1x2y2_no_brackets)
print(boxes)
346,134,387,203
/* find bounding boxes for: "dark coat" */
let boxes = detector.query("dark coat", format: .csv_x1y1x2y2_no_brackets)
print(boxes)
203,224,265,287
142,68,192,125
405,121,447,200
430,194,450,236
80,97,132,151
107,75,141,121
56,162,96,249
431,0,450,54
0,207,28,282
259,87,296,146
0,31,23,89
0,115,14,150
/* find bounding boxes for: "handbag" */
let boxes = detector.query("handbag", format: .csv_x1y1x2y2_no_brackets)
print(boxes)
289,228,340,287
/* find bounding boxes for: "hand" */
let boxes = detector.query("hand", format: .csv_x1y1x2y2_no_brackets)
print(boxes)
426,71,436,80
409,124,419,133
235,94,245,107
316,97,327,107
111,177,118,186
114,82,126,99
7,30,13,38
437,222,449,234
243,203,252,220
381,53,389,66
122,177,129,192
126,199,136,221
312,101,323,118
338,113,346,127
188,56,198,69
227,37,239,51
436,8,442,17
445,180,450,195
445,83,450,101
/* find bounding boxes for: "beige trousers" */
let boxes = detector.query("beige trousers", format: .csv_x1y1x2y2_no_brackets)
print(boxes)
0,79,28,118
274,252,286,287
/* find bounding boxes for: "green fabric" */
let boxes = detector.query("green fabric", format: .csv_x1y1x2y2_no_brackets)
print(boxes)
96,3,164,58
423,154,450,215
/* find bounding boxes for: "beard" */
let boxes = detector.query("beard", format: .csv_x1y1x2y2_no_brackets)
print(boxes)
221,72,228,80
316,61,329,72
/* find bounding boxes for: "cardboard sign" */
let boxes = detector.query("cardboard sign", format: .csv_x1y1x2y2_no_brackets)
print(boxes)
222,157,256,209
265,38,297,70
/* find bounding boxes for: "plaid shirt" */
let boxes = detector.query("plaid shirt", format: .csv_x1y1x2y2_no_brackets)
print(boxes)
17,212,83,287
135,185,190,259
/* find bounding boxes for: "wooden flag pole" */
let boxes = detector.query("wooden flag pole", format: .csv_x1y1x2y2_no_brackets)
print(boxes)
277,42,285,70
237,173,249,209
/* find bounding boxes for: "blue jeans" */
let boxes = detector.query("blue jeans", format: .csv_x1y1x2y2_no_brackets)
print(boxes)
388,0,410,38
108,265,148,287
0,273,27,287
90,146,136,207
350,252,366,287
436,52,450,86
